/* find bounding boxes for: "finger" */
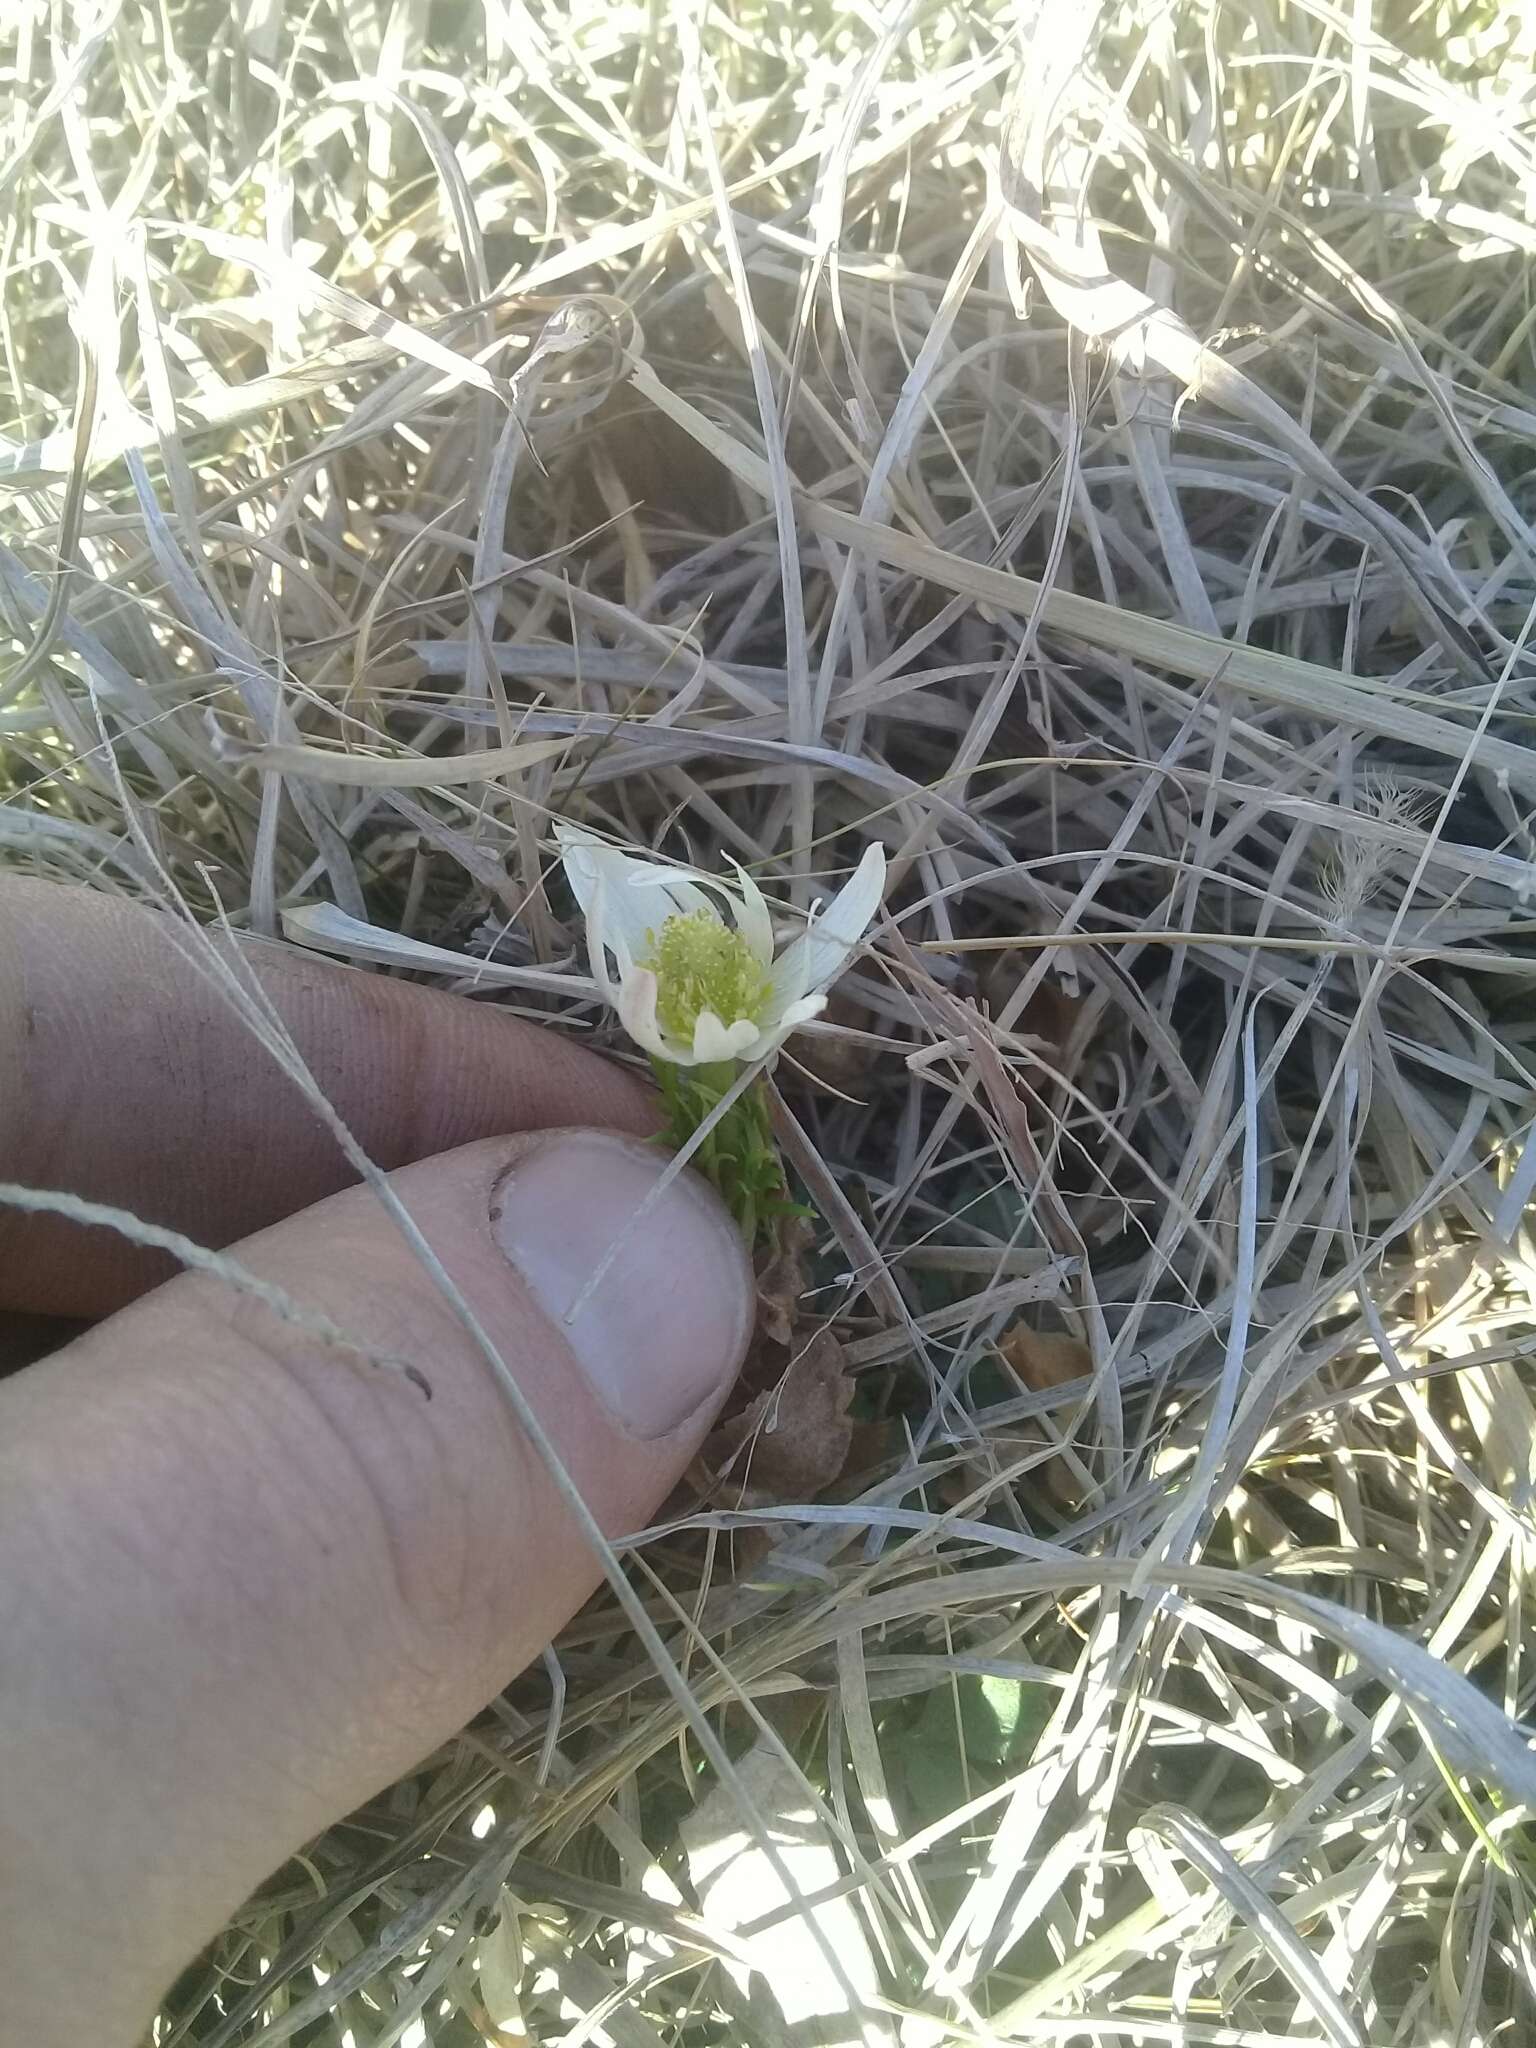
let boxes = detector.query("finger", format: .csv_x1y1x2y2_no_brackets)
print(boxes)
0,877,654,1317
0,1127,752,2047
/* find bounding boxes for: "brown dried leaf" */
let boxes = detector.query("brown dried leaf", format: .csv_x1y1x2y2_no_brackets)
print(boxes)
997,1324,1092,1392
980,958,1087,1060
997,1323,1093,1509
753,1211,814,1352
705,1327,854,1503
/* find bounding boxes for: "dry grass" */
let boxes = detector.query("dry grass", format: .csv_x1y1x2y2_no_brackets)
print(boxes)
5,0,1536,2040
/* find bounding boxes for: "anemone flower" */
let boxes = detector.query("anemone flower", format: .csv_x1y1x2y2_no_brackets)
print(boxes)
555,826,886,1068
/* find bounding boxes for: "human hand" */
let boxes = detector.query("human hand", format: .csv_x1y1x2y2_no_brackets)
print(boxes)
0,878,753,2045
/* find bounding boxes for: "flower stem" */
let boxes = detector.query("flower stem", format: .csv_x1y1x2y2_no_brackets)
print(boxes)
650,1059,790,1249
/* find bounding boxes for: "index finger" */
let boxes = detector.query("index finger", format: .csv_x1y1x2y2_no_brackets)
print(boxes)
0,878,653,1317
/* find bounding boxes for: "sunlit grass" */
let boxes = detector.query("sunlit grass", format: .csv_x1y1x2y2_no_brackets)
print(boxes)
5,0,1536,2042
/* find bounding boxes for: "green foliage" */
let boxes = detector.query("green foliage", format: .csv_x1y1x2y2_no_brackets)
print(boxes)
877,1674,1056,1950
652,1058,795,1249
884,1675,1054,1836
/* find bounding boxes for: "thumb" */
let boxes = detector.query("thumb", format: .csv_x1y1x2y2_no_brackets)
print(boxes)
0,1130,752,2047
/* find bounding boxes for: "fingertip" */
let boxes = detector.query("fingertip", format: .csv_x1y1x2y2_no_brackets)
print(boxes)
490,1129,755,1439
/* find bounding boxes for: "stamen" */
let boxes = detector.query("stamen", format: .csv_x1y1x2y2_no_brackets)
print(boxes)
646,911,773,1045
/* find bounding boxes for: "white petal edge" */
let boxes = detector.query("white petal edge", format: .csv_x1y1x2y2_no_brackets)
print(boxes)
746,993,826,1067
625,868,717,922
726,862,775,967
558,824,715,930
617,966,669,1059
768,842,886,1012
775,991,827,1031
587,871,655,1007
691,1010,763,1064
584,873,623,1004
554,824,607,923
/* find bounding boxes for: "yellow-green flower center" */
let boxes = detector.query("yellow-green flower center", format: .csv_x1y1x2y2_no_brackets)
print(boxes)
645,911,772,1045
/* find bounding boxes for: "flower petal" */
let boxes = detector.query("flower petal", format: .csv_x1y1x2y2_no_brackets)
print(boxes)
591,866,667,1020
585,875,622,1005
600,878,676,969
726,862,775,967
742,992,825,1067
558,824,715,941
616,965,670,1059
691,1009,762,1064
768,842,886,1013
626,869,716,923
776,992,827,1031
553,824,629,919
554,831,599,935
597,852,707,966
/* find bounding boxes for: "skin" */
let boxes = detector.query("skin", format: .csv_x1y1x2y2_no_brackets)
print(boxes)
0,877,659,1316
0,879,755,2045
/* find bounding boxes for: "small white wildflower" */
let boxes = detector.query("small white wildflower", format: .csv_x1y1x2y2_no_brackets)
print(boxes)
555,825,886,1068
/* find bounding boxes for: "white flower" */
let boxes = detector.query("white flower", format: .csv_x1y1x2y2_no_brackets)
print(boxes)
555,825,886,1068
